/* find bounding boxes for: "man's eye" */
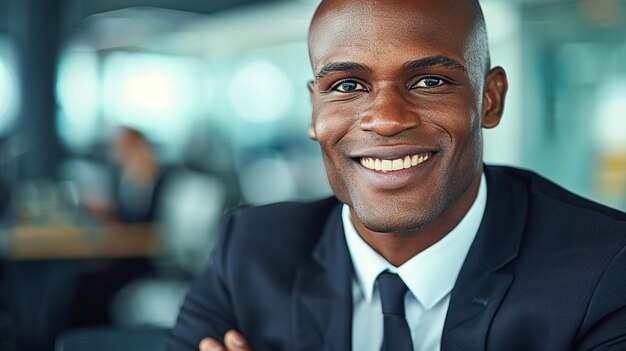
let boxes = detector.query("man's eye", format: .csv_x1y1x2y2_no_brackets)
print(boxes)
333,80,366,92
413,77,445,88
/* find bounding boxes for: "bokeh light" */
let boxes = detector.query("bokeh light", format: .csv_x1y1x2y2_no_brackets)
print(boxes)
0,39,19,134
228,60,293,124
56,48,100,152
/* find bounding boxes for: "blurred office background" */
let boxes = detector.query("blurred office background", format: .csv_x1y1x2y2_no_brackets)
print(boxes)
0,0,625,350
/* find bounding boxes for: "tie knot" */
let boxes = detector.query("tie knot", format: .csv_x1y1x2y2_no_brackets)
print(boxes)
377,272,408,316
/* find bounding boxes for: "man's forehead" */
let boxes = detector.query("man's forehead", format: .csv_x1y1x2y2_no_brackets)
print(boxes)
308,0,477,64
309,0,477,33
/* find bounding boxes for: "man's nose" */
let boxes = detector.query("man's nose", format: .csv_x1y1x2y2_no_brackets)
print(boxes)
358,89,420,136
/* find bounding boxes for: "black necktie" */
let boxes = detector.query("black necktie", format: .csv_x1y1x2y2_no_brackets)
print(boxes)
378,272,414,351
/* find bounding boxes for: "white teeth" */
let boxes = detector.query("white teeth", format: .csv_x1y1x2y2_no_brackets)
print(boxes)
360,153,431,173
392,159,403,171
403,156,411,169
381,160,392,172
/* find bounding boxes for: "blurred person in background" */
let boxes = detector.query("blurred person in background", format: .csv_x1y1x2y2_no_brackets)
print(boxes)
168,0,626,350
83,126,170,224
112,127,169,223
68,127,167,327
63,120,239,331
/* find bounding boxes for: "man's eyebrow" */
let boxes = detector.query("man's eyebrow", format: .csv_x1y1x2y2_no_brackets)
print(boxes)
315,62,370,80
404,56,467,72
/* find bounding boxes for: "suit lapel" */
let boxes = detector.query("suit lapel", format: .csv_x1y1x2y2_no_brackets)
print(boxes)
293,202,353,351
442,166,529,350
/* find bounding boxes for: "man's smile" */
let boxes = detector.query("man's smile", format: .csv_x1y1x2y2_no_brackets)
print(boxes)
349,148,440,191
359,152,433,173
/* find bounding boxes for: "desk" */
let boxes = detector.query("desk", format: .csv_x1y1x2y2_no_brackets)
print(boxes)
4,223,160,261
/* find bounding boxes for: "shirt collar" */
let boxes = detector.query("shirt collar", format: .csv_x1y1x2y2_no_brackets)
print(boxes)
343,173,487,310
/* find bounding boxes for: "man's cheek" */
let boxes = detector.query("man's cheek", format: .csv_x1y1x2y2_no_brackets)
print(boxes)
312,122,336,147
314,115,353,145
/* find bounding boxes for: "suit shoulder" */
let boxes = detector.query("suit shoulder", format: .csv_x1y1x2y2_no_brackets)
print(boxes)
222,197,340,251
208,197,341,282
231,197,340,231
489,165,626,224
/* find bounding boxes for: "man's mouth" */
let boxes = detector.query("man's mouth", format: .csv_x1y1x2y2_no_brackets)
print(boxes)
359,152,432,173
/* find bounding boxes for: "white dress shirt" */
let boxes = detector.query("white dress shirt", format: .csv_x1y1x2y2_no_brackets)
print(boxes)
343,174,487,351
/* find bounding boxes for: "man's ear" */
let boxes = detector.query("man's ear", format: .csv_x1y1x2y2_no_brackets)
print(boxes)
481,66,508,129
307,80,318,141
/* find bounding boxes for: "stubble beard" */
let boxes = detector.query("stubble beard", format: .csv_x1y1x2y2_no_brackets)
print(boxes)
347,181,448,235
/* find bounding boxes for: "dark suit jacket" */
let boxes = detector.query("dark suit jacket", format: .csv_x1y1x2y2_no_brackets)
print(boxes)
167,165,626,350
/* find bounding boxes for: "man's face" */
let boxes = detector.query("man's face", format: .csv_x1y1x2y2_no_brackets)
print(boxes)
308,0,506,234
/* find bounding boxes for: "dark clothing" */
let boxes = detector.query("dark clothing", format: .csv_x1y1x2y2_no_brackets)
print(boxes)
168,165,626,350
113,167,170,223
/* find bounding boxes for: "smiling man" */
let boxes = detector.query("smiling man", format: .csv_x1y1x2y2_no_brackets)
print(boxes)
167,0,626,350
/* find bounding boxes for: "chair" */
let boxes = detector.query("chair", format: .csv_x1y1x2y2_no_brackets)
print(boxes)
55,327,168,351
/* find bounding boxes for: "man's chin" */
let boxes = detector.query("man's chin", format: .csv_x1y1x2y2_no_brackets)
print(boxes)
352,205,434,234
